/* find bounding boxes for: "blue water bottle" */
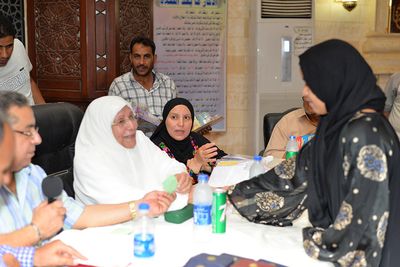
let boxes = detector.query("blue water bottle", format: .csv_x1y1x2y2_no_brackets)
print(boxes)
285,135,299,160
134,203,155,257
249,155,265,178
193,174,213,231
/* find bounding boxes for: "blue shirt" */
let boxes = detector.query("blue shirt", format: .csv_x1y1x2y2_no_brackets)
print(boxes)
0,164,84,237
0,245,34,267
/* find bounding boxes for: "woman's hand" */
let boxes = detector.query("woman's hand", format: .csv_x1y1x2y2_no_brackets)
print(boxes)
141,191,177,217
195,143,218,163
175,172,192,194
187,158,202,174
186,143,219,174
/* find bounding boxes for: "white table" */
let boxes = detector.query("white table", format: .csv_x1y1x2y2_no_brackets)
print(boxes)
56,209,332,267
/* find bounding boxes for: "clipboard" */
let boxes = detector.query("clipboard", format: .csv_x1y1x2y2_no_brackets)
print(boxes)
192,115,223,133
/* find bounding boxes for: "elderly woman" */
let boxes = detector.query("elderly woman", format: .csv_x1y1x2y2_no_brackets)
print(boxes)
228,40,400,266
150,98,226,183
73,96,192,206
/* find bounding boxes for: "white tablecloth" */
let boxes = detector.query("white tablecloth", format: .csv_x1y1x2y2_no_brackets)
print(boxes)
55,209,333,267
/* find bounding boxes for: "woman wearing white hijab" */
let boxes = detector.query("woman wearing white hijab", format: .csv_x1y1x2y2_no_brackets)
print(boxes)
73,96,191,206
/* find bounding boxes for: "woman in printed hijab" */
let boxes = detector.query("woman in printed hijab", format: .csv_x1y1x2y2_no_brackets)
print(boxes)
150,97,226,184
228,39,400,266
73,96,192,206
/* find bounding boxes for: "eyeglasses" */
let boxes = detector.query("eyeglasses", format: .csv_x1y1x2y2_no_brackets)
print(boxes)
13,127,39,138
112,114,138,128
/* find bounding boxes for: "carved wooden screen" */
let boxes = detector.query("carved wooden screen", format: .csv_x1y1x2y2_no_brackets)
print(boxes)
119,0,153,74
26,0,152,106
0,0,25,42
27,1,83,104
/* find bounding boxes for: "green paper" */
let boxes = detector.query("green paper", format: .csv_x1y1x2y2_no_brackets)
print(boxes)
163,175,178,194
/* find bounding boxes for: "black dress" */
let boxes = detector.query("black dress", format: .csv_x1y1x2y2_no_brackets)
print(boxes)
150,97,227,183
228,112,400,266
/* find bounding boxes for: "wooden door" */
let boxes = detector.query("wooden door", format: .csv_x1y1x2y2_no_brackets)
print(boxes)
26,0,152,107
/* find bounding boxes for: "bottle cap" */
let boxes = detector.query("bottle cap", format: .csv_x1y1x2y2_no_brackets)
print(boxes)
289,135,296,140
138,202,150,211
253,155,262,161
197,173,209,183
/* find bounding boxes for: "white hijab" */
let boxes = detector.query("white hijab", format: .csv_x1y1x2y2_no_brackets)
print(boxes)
73,96,186,205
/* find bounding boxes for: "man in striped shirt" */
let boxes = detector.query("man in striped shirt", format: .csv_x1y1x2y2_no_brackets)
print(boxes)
109,36,176,135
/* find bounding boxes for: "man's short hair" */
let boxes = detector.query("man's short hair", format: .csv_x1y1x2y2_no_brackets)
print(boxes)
0,92,29,114
0,13,16,39
129,36,156,55
0,112,6,142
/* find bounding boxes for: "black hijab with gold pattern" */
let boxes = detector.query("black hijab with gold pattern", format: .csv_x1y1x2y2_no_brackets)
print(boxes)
299,39,386,227
300,39,400,266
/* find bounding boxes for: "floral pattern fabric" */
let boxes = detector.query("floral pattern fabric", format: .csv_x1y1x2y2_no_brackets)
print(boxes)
228,113,397,266
158,137,201,183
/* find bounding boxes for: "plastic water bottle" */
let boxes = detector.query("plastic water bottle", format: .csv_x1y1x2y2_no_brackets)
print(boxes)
286,135,299,160
249,155,265,178
193,174,213,237
134,203,155,258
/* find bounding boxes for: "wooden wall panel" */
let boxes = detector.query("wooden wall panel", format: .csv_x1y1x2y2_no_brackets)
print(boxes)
119,0,153,74
27,0,83,103
0,0,25,42
26,0,152,106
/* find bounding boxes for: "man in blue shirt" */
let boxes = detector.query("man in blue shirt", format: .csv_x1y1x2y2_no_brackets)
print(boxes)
0,110,85,266
0,91,177,248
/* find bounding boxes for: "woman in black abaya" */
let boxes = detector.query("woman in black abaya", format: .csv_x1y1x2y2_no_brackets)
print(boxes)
228,39,400,266
150,98,226,183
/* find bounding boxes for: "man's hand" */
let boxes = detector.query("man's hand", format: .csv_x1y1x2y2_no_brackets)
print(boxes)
31,200,66,240
34,240,87,267
140,191,177,217
175,172,192,194
2,254,19,267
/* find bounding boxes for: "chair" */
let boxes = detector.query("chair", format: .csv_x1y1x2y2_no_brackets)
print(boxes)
31,102,84,198
263,107,299,148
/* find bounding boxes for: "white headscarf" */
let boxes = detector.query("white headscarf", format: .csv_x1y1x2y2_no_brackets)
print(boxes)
73,96,186,205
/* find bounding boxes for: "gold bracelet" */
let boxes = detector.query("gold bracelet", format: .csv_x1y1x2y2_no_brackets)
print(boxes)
129,201,137,221
30,222,42,242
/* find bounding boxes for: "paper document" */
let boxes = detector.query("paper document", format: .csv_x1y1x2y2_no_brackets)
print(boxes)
208,155,274,187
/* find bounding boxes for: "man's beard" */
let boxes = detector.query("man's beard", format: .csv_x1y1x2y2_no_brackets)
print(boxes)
132,65,152,77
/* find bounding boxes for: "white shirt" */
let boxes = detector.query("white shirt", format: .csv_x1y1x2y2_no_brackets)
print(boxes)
0,39,34,105
73,96,186,205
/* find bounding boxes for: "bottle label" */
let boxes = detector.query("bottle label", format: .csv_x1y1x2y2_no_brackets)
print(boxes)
193,204,212,225
134,233,155,257
296,134,315,150
286,151,298,160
